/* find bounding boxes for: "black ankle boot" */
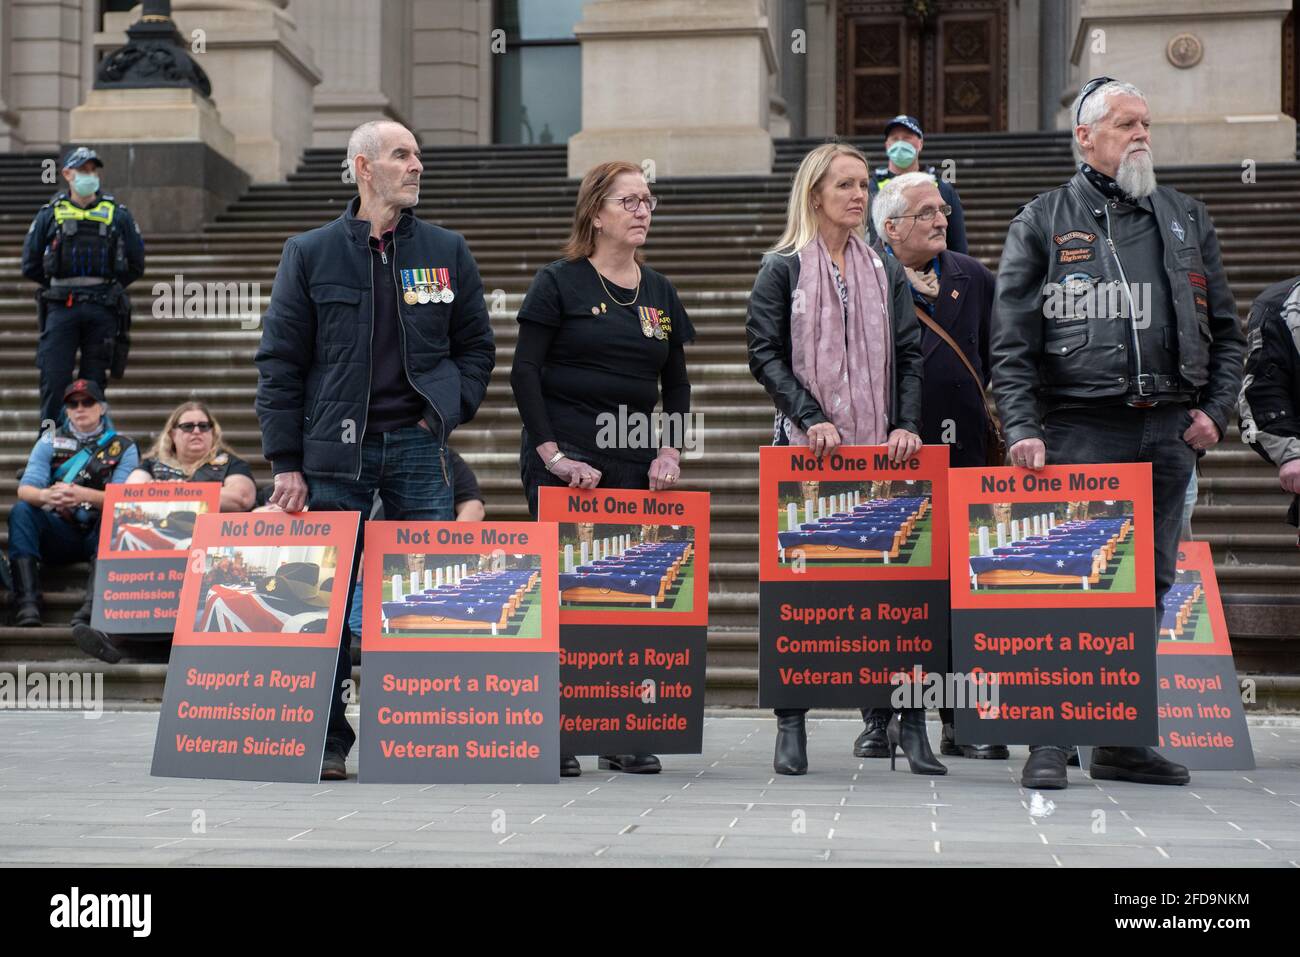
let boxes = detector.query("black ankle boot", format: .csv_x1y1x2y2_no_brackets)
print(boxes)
70,556,96,627
560,754,581,777
1090,746,1190,786
887,709,947,775
598,754,661,774
854,708,890,758
72,624,121,664
11,556,41,627
1021,747,1069,789
774,714,808,775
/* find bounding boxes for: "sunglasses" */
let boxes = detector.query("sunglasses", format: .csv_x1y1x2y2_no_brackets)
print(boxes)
1075,75,1116,127
65,398,98,409
175,421,213,433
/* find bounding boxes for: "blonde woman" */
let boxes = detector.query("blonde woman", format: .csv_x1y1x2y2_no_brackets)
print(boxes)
126,400,256,512
72,401,256,664
745,142,934,777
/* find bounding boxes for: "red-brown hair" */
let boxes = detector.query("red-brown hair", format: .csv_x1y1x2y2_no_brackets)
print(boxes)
562,160,647,262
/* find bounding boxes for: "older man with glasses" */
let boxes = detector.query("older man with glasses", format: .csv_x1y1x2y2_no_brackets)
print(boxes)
8,379,138,628
853,170,1008,762
990,77,1246,790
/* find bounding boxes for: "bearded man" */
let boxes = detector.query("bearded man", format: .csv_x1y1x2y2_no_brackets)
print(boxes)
989,77,1245,790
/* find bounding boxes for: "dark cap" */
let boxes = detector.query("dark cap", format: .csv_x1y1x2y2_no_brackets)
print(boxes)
884,115,924,139
63,378,106,404
61,147,103,171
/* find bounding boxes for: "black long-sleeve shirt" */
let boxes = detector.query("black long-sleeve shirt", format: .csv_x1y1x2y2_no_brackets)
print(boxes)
510,258,693,463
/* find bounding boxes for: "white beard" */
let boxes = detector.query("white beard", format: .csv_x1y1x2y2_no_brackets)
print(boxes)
1115,149,1157,199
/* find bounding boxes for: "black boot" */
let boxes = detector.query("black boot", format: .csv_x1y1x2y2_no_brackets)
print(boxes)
72,624,122,664
70,556,96,627
1020,747,1069,789
11,556,41,627
887,709,946,775
942,722,1009,759
598,754,661,774
854,708,890,758
560,754,581,777
773,714,808,775
1090,746,1190,786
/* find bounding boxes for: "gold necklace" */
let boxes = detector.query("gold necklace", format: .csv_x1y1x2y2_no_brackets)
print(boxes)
594,260,641,307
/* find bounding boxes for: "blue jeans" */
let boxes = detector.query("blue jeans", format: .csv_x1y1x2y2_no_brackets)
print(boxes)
307,425,454,755
7,500,99,563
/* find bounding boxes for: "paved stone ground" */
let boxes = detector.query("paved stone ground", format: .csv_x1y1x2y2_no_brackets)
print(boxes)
1,710,1298,867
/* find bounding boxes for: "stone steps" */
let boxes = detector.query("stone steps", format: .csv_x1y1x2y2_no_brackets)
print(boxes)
1,134,1296,707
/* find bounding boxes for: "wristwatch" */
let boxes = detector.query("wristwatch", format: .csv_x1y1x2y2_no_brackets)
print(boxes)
544,450,567,473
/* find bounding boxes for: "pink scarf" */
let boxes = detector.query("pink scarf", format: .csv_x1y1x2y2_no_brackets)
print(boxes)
787,234,892,445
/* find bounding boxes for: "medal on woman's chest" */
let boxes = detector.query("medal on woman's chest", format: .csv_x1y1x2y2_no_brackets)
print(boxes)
638,305,669,339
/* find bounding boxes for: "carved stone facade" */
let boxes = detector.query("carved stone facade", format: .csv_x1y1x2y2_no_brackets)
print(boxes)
0,1,1292,182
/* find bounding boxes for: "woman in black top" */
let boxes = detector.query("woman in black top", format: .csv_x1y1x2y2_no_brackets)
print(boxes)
128,401,257,511
510,160,695,778
72,400,257,663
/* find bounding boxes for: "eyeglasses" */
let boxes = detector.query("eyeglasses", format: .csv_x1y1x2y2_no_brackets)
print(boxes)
175,421,214,433
1075,75,1117,126
891,204,952,224
609,195,658,213
65,398,97,409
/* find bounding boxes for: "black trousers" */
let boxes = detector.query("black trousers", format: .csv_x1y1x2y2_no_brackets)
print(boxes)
37,300,116,428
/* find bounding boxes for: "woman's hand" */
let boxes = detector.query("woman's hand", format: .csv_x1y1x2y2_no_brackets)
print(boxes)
550,456,602,489
805,422,841,457
648,448,682,491
886,428,922,464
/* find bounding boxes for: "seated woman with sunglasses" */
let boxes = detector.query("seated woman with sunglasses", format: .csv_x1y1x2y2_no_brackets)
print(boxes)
72,401,256,663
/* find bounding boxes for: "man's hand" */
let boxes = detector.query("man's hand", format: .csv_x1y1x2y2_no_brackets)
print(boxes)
1280,459,1300,496
885,429,922,464
269,471,308,513
1009,438,1046,470
806,422,841,457
1183,409,1221,452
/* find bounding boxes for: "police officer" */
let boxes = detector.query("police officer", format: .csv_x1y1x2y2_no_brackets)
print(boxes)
991,77,1246,790
8,379,139,628
1240,275,1300,536
866,115,968,254
21,147,145,431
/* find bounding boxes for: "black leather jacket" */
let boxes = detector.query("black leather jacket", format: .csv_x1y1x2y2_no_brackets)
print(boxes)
991,171,1245,447
745,248,923,436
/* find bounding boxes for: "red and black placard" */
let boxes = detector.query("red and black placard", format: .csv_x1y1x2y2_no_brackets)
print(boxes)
91,482,221,634
539,487,708,756
948,463,1157,746
758,445,950,709
358,521,559,783
151,511,357,782
1154,541,1254,769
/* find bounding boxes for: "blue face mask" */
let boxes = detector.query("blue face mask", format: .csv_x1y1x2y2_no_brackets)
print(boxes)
886,141,918,169
72,173,100,196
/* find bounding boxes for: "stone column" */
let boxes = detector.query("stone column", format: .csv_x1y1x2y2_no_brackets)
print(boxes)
295,0,412,148
94,0,321,183
1071,0,1295,162
0,0,21,150
568,0,775,178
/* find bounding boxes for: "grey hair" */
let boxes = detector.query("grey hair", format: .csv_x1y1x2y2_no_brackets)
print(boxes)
871,170,939,245
346,120,396,180
1070,80,1147,162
